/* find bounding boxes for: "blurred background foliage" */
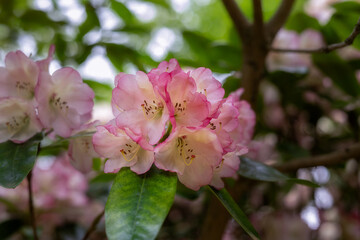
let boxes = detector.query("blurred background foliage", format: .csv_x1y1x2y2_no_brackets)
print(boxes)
1,0,360,239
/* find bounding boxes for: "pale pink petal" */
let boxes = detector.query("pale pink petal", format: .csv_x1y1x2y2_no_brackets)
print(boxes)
36,45,55,72
189,67,225,116
210,152,241,189
155,127,222,190
93,121,154,174
104,158,135,173
0,51,39,100
0,98,42,143
36,68,94,137
68,136,99,174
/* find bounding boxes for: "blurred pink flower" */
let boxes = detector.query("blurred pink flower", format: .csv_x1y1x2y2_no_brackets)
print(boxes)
68,121,100,174
0,98,42,143
36,67,94,138
0,50,39,101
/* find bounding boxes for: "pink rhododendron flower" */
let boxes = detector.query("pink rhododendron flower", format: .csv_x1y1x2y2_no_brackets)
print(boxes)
36,67,94,138
0,50,39,100
93,120,154,174
112,71,170,146
68,121,100,174
0,98,42,143
93,59,255,190
155,127,223,190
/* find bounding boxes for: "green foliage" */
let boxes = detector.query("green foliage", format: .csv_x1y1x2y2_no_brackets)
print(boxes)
238,157,319,188
313,52,360,97
84,80,113,103
0,134,42,188
105,168,177,240
208,186,260,240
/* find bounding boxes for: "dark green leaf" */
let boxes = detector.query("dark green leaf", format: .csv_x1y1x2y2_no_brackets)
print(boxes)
0,219,24,239
105,168,177,240
287,178,320,188
0,134,42,188
105,44,145,72
332,1,360,13
223,76,240,97
239,157,288,182
208,186,259,240
239,157,319,187
312,52,360,97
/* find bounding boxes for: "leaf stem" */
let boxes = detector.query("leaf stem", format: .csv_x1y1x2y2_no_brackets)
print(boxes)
27,171,39,240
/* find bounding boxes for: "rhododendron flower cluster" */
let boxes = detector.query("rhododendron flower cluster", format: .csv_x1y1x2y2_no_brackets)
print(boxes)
93,59,255,190
0,47,94,143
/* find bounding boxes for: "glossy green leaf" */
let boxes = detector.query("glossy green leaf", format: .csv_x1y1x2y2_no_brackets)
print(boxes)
285,12,320,33
105,168,177,240
239,157,319,187
313,52,360,97
208,186,260,240
91,173,117,183
0,134,42,188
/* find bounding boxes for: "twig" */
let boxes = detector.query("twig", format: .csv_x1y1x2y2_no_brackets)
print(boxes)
273,142,360,172
221,0,250,40
82,209,105,240
270,17,360,54
266,0,296,40
27,171,39,240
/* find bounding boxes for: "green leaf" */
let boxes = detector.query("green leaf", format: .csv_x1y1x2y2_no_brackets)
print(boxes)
110,0,134,24
105,44,145,72
312,52,360,97
84,79,113,103
239,157,319,187
207,186,259,240
0,134,42,188
105,168,177,240
239,157,288,182
285,12,321,33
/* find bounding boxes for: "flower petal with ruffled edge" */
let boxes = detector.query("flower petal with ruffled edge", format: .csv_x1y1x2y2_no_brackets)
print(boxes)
112,71,170,146
166,71,210,129
0,98,42,143
92,120,154,174
210,151,244,189
155,127,222,190
189,67,225,117
36,67,94,138
0,50,39,100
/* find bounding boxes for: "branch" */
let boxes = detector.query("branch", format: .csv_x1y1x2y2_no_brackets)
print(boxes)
252,0,264,36
82,209,105,240
221,0,250,40
266,0,296,40
273,142,360,172
27,171,39,240
269,17,360,54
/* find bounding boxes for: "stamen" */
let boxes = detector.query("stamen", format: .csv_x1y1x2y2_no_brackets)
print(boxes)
120,144,140,162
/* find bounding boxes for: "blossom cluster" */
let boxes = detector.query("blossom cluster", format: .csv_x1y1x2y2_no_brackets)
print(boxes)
0,47,94,143
93,59,255,190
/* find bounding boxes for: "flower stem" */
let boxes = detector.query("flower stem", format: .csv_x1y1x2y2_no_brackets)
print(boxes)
82,209,105,240
27,171,39,240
